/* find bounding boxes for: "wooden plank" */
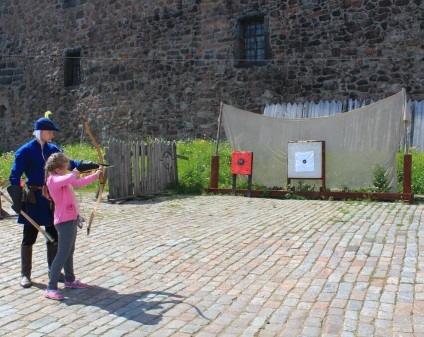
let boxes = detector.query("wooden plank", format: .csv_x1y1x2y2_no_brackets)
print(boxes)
205,188,414,204
135,141,141,195
153,139,158,192
172,141,178,184
117,140,124,198
105,143,112,198
107,139,118,199
141,142,145,194
159,140,165,191
147,141,152,193
107,138,180,200
173,141,177,184
124,141,131,196
155,139,159,192
116,140,123,198
157,139,162,191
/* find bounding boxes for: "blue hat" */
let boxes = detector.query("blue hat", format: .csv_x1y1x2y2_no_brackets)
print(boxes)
34,117,60,131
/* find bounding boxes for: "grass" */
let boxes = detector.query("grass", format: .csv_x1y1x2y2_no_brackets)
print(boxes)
0,151,14,185
1,141,424,196
172,139,232,194
397,151,424,194
0,143,102,192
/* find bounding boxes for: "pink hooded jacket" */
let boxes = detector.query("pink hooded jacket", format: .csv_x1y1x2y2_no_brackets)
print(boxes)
46,170,100,225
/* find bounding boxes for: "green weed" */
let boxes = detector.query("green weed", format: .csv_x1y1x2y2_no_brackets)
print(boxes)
173,139,232,194
372,164,390,192
398,151,424,194
2,141,424,196
0,143,102,192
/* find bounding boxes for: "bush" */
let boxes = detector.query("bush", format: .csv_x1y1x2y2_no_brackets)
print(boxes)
0,151,14,183
398,151,424,194
172,139,232,194
2,142,424,196
372,164,390,192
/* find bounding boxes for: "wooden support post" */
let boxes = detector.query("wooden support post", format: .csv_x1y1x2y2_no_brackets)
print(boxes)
321,141,326,196
210,155,220,189
247,175,252,198
403,154,412,204
232,174,237,195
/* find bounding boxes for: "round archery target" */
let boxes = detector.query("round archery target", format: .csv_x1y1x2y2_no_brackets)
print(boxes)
231,151,253,175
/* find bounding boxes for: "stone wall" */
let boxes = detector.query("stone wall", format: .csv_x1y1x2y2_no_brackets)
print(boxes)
0,0,423,151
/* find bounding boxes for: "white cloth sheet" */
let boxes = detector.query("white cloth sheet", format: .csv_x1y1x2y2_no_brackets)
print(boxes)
222,90,407,192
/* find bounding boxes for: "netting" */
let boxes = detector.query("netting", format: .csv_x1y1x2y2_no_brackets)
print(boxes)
222,90,407,192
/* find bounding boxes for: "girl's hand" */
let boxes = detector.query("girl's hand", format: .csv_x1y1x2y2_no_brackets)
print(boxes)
72,168,80,176
97,170,105,182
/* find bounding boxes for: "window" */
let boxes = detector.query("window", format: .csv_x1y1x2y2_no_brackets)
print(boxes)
244,20,265,62
64,49,81,87
62,0,83,9
0,105,6,119
235,15,270,67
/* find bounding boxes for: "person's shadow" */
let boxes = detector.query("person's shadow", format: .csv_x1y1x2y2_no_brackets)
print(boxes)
55,285,207,326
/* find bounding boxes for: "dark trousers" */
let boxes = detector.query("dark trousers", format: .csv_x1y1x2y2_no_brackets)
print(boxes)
22,224,58,246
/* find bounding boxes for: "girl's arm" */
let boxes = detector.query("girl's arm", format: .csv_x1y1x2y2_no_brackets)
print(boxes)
71,171,101,188
47,171,78,188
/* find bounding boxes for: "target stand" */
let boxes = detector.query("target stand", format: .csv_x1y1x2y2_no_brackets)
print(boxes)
287,141,326,193
231,151,253,197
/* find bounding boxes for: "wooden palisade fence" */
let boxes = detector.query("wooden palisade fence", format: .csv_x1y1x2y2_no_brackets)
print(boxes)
106,138,178,201
264,98,424,151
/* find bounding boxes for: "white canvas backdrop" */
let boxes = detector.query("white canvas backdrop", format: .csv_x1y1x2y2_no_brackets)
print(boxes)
222,90,407,192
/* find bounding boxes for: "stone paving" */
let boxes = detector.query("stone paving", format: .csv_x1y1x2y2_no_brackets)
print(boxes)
1,194,424,337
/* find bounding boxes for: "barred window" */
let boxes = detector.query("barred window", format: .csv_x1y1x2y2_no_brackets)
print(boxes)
62,0,83,9
244,20,265,62
234,15,270,67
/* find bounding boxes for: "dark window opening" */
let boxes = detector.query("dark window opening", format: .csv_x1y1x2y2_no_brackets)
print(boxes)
64,49,81,87
235,15,270,67
62,0,85,9
244,20,265,62
0,105,6,119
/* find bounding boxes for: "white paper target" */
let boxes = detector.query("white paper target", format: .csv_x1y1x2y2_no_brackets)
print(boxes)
295,151,314,172
288,141,323,179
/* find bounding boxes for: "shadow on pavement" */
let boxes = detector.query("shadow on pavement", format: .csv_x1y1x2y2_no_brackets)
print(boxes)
58,286,203,326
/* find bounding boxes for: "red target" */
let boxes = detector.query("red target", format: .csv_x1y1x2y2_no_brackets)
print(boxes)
231,151,253,175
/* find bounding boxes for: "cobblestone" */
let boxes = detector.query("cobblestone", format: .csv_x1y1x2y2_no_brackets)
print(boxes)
1,195,424,336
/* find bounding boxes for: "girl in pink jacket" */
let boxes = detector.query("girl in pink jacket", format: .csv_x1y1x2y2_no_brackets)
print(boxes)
43,152,101,300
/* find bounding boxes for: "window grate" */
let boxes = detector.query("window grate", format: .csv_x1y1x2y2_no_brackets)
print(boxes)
244,21,265,62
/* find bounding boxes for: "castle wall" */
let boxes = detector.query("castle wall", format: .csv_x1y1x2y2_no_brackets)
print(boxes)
0,0,423,150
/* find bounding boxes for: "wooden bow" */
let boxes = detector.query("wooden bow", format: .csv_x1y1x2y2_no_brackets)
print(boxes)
81,112,107,235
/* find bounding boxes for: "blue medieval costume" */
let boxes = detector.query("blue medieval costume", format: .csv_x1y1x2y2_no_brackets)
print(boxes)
9,139,81,227
8,116,98,288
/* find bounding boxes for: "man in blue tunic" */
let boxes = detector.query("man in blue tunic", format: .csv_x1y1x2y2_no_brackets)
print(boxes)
8,115,99,288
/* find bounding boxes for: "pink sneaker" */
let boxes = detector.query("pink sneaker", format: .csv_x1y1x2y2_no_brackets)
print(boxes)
44,289,64,300
65,280,88,289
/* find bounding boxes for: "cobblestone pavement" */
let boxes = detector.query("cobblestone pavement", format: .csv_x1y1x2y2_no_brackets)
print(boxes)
1,194,424,337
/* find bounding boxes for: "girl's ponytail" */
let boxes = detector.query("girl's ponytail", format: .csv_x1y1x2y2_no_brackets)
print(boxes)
43,152,70,200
